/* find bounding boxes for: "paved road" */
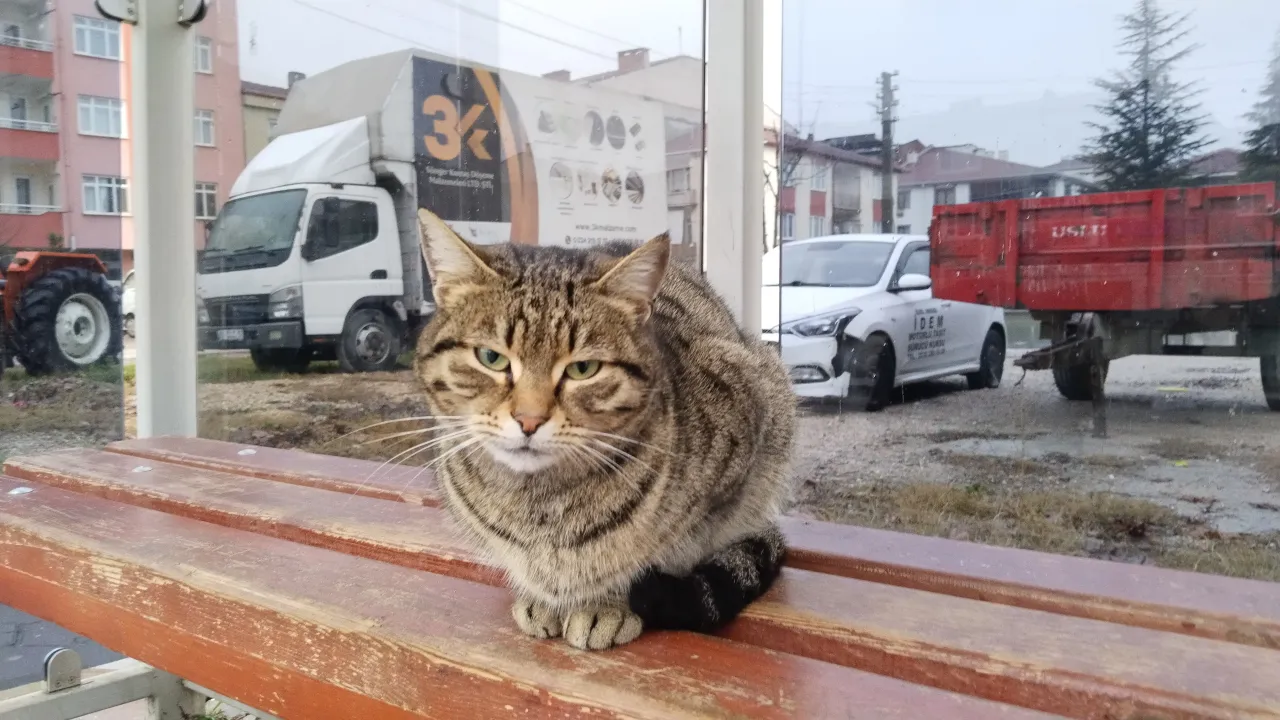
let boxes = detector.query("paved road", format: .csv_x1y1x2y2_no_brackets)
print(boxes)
1,606,121,691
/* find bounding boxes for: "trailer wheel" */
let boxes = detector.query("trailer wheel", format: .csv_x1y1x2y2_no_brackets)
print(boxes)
847,334,895,412
1052,313,1108,402
337,308,401,373
1262,356,1280,412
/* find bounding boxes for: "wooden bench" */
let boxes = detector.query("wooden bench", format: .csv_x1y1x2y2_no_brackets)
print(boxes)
0,438,1278,719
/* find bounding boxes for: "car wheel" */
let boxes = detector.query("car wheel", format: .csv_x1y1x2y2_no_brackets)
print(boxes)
847,334,895,412
967,328,1006,390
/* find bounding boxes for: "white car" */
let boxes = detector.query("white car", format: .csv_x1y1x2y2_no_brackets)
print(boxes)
121,269,136,338
760,234,1006,410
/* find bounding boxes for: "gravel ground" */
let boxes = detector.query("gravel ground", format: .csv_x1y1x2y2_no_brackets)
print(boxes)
793,354,1280,534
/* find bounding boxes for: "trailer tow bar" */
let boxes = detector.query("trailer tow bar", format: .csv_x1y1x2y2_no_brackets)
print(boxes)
1012,320,1108,438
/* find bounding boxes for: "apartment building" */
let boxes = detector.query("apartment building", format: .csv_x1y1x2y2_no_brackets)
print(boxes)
0,0,243,277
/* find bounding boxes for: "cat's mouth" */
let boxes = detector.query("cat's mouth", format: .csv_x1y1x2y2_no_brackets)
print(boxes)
487,440,558,473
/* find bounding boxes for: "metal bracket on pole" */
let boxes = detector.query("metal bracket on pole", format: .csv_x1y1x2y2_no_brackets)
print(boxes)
42,648,82,694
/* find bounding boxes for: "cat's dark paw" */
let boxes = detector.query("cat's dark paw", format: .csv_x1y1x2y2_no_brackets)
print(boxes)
512,597,562,639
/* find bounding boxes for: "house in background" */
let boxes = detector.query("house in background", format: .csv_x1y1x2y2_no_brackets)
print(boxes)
241,80,288,163
765,131,897,248
1042,148,1244,190
896,143,1097,236
0,0,244,276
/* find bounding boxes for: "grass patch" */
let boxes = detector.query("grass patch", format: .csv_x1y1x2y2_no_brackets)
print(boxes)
937,452,1057,481
796,479,1280,582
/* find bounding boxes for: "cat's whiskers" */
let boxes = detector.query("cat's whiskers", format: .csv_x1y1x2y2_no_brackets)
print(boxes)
324,415,470,449
357,421,472,447
588,437,661,478
572,428,673,457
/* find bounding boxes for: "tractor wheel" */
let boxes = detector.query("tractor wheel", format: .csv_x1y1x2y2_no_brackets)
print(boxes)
12,267,123,375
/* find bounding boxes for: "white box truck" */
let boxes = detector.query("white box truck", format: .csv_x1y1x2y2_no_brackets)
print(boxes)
197,50,669,372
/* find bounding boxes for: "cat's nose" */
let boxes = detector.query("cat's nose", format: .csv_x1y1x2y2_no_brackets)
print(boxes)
512,411,548,436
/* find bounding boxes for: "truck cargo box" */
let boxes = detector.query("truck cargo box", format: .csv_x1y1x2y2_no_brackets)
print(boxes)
930,183,1279,312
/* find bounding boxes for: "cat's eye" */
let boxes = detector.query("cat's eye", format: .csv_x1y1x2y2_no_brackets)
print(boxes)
565,360,602,380
475,347,510,371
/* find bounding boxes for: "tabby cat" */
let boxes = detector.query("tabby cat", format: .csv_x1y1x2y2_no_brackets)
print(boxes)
413,208,795,650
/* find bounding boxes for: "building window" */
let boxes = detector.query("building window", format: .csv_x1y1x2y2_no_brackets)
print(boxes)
194,109,215,146
809,215,826,237
810,162,828,191
77,96,125,138
781,212,796,241
935,186,957,205
267,117,278,133
897,224,911,234
667,167,691,193
194,36,214,74
195,182,217,220
73,16,121,60
83,175,128,215
897,189,911,210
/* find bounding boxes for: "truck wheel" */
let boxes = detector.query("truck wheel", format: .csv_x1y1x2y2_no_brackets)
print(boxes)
847,334,895,412
250,348,313,374
1262,356,1280,412
967,328,1006,390
12,267,123,375
338,308,401,373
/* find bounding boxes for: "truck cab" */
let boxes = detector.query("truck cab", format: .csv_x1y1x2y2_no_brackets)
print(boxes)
197,118,431,373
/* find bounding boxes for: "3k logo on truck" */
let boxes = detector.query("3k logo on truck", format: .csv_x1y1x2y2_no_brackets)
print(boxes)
412,56,510,226
421,94,492,162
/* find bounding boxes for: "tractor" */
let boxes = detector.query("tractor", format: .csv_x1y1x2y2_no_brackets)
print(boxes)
0,251,124,379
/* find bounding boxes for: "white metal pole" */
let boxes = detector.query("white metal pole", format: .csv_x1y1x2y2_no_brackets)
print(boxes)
129,0,200,437
703,0,764,333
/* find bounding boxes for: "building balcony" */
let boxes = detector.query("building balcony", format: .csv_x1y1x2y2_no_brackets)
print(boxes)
0,205,63,248
667,188,699,208
0,37,54,79
832,189,861,211
0,120,60,161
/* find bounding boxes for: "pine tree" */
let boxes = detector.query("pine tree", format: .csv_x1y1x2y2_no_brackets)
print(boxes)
1084,0,1211,190
1241,29,1280,184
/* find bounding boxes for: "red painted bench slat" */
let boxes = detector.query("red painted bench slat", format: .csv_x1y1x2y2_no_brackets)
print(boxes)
0,474,1059,720
7,449,1280,719
106,437,1280,650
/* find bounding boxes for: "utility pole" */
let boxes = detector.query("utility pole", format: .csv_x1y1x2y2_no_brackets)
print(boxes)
875,71,899,233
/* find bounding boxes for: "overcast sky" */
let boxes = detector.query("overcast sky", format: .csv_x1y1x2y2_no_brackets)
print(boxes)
237,0,1280,165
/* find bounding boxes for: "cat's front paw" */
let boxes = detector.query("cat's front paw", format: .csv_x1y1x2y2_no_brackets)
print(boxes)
512,597,562,639
563,606,644,650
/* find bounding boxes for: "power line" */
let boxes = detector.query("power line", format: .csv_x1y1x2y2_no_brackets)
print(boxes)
284,0,455,56
498,0,669,56
396,0,618,62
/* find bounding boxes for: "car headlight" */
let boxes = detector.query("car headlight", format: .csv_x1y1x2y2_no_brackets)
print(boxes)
268,285,303,320
196,296,210,325
780,309,860,337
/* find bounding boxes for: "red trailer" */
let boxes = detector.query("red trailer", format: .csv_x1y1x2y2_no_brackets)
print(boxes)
930,182,1280,415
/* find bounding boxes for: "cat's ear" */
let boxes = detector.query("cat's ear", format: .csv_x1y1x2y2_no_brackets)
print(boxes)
418,208,499,306
594,232,671,319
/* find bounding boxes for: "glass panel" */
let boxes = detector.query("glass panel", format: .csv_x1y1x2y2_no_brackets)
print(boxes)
2,3,127,681
196,0,707,463
777,0,1280,587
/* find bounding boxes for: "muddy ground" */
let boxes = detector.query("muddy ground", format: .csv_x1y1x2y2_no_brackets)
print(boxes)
3,352,1279,581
